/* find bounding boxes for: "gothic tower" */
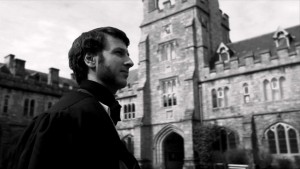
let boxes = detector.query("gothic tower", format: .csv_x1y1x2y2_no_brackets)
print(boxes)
136,0,230,168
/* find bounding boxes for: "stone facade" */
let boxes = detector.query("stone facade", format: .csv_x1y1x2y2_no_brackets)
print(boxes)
0,54,76,168
116,0,300,169
1,1,299,168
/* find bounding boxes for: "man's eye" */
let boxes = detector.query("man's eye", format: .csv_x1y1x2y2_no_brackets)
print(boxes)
115,51,123,55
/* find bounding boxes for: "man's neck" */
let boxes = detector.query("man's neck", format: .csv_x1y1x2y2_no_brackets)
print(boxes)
87,77,117,94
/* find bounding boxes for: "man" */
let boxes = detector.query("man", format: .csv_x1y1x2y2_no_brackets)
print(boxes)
10,27,140,169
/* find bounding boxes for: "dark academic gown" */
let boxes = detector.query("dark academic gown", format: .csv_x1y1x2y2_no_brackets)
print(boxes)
10,80,140,169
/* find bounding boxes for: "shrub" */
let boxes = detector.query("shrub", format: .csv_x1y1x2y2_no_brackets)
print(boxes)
276,158,292,169
257,149,273,169
193,124,223,166
224,149,249,164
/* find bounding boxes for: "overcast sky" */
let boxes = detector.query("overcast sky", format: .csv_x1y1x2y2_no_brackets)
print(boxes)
0,0,299,78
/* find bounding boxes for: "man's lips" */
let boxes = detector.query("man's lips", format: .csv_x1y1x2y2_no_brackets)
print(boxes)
121,70,129,74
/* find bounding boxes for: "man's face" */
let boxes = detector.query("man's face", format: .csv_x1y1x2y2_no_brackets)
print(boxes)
95,35,133,92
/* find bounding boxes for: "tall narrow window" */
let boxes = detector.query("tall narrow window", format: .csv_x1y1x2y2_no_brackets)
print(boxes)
47,102,52,109
217,88,224,107
161,78,177,107
213,129,237,152
224,87,229,106
132,104,135,112
277,124,288,153
271,78,280,101
3,95,10,115
243,83,250,103
123,104,135,120
263,80,271,101
29,100,35,117
267,130,277,154
212,87,229,108
23,98,29,116
124,105,128,119
132,104,135,118
160,41,177,61
123,135,134,154
212,89,217,108
228,132,237,149
279,77,286,99
288,129,299,153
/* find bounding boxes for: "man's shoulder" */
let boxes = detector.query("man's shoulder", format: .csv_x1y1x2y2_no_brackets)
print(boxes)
50,91,98,112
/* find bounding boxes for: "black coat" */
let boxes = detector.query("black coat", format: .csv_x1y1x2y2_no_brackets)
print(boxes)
10,81,140,169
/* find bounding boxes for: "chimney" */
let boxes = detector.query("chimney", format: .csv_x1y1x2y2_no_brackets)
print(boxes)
48,67,59,85
4,54,15,70
13,59,26,76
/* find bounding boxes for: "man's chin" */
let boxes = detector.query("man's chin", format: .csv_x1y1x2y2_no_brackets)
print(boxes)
117,80,128,89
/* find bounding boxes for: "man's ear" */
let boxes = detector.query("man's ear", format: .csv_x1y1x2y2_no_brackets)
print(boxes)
84,54,96,68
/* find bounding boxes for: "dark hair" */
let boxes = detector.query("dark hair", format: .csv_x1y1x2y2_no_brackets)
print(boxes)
68,27,130,84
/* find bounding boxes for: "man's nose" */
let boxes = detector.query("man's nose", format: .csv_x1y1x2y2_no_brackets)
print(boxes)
125,57,134,68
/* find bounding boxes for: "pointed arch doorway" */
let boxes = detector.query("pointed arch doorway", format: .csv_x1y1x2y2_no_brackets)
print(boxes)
163,132,184,169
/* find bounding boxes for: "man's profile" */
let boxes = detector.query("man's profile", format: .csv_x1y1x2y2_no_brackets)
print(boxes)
9,27,140,169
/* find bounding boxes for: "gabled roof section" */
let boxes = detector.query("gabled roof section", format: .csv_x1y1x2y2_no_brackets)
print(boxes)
227,25,300,59
273,26,290,39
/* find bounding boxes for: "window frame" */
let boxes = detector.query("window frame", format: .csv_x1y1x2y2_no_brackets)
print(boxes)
161,77,178,108
265,123,300,155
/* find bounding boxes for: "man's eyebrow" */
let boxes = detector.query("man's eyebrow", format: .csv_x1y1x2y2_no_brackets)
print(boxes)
112,47,130,56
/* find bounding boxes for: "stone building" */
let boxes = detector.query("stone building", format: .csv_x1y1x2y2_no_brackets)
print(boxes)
0,54,77,168
0,0,299,168
115,0,300,169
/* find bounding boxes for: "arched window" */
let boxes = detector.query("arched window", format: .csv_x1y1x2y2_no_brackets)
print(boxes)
123,135,134,154
219,47,230,63
124,105,127,113
279,77,286,99
132,104,135,112
212,89,217,108
161,78,177,107
265,123,299,154
123,104,136,120
3,95,10,115
271,78,280,101
228,132,237,149
163,95,168,107
289,129,299,153
267,130,277,154
263,80,271,101
23,98,29,116
243,83,250,103
212,128,237,152
172,93,177,106
124,105,128,119
224,87,229,106
128,104,131,113
277,124,288,153
217,88,224,107
275,31,290,48
47,102,52,109
29,99,35,117
212,87,229,108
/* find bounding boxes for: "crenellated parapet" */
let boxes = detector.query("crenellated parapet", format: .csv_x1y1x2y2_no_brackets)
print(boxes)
202,42,300,81
0,71,71,97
